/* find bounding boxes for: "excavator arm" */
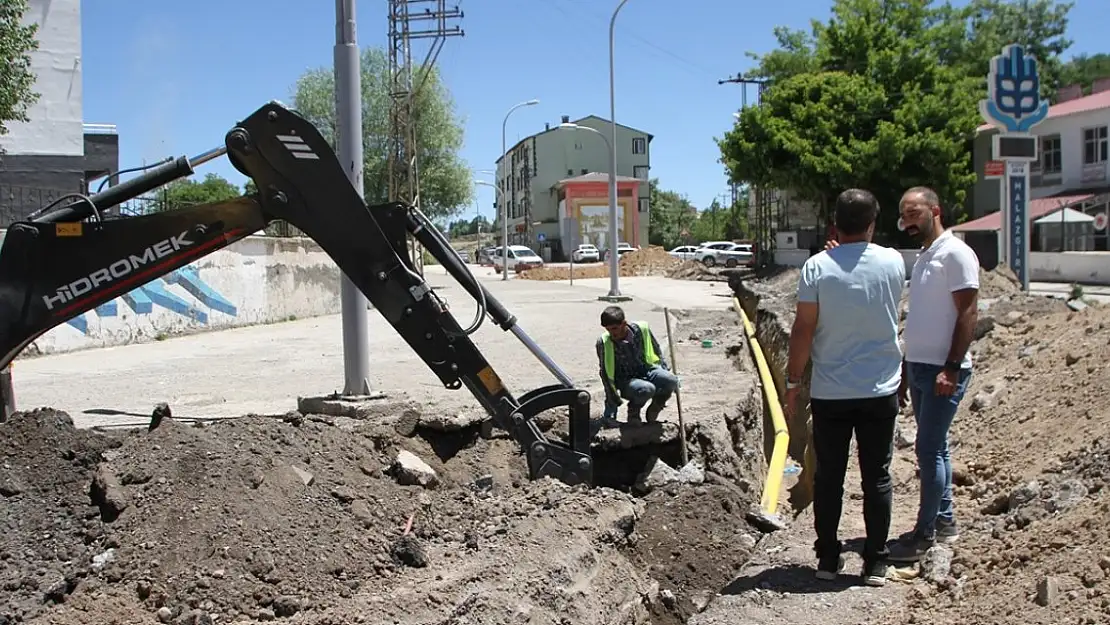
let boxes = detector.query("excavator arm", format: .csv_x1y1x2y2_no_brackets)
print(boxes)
0,101,594,486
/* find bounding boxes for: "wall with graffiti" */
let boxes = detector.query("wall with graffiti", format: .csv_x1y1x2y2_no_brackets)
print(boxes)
27,235,342,355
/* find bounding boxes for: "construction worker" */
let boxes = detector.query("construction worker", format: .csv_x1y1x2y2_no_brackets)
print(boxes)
596,305,679,425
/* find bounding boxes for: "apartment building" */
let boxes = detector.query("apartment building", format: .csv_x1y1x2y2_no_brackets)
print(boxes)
494,114,652,261
958,83,1110,264
0,0,119,226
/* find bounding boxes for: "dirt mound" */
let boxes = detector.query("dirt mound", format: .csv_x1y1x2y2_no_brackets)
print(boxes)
890,303,1110,624
520,246,684,281
0,408,121,625
979,265,1023,299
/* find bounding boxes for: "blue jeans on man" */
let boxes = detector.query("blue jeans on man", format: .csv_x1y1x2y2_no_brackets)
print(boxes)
905,361,971,538
618,365,679,422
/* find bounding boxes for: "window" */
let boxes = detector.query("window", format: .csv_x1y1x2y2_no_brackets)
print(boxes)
1040,135,1062,174
633,165,649,180
1083,126,1108,165
638,197,649,213
632,137,646,154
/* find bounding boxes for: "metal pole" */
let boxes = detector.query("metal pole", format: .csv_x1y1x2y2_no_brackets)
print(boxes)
500,100,540,281
607,0,632,299
335,0,371,395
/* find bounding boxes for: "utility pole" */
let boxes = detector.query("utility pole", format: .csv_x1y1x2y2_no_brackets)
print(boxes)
335,0,372,396
720,74,774,266
387,0,464,273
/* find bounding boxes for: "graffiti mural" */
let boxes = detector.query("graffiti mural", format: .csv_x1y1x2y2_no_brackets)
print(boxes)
66,264,238,334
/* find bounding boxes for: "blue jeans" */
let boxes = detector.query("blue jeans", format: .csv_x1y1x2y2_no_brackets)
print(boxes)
906,361,972,536
621,366,679,416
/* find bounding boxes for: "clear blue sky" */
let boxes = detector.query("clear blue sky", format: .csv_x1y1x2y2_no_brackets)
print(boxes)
81,0,1106,223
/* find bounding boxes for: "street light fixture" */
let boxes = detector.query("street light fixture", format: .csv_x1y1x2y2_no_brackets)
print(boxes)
500,99,540,281
599,0,636,302
476,179,508,276
558,122,625,300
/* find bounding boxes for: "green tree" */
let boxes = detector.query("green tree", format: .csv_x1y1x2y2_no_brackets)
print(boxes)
647,178,697,248
719,0,982,243
151,173,242,213
291,47,472,220
243,179,257,196
446,214,490,237
1059,53,1110,95
0,0,39,142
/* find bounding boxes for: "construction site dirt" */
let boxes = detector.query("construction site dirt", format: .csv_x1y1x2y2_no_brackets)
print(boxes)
6,262,1110,625
1,302,773,625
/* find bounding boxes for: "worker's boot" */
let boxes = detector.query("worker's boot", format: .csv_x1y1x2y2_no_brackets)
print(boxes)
626,410,643,425
645,401,665,423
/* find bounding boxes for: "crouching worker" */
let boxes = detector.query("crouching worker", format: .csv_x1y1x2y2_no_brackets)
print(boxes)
596,305,680,425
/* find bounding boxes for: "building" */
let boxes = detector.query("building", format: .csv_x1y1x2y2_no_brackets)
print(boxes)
957,83,1110,266
0,0,119,227
494,114,652,261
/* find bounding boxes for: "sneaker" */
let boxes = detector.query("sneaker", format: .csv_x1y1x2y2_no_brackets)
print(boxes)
886,533,934,563
861,561,889,587
935,519,959,544
815,554,845,581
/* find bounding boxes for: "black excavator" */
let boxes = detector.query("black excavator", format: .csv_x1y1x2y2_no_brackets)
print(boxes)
0,101,594,487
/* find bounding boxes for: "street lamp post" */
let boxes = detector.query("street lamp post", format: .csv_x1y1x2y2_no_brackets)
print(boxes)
500,99,540,281
477,180,508,276
559,122,630,301
603,0,634,301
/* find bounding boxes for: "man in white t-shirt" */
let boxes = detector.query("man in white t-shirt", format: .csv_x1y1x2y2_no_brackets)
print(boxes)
886,186,980,563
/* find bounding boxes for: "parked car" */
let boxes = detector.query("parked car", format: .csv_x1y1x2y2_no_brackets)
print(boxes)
603,242,638,261
453,248,471,263
478,247,499,266
695,241,753,268
490,245,545,272
571,244,600,263
668,245,700,261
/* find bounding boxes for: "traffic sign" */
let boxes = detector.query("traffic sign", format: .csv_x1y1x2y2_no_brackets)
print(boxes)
537,232,546,242
1095,212,1108,232
985,160,1005,178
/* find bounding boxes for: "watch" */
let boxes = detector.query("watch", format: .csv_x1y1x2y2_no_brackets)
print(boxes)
785,378,802,390
943,360,961,372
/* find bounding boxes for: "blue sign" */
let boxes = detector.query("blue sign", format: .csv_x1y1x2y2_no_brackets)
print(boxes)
979,44,1048,133
1008,167,1028,287
536,232,546,242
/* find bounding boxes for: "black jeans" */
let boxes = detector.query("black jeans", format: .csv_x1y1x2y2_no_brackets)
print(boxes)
810,392,898,565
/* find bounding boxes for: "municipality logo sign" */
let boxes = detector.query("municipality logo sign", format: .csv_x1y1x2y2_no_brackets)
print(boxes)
979,44,1049,133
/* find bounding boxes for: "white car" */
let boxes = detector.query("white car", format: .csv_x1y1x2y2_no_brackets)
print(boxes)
695,242,753,268
491,245,544,272
668,245,700,261
571,244,600,263
603,242,637,261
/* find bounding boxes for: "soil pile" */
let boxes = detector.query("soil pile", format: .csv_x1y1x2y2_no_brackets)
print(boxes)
895,303,1110,625
0,408,121,625
520,246,685,281
2,304,770,625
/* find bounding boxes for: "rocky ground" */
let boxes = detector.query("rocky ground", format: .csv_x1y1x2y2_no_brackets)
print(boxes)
518,246,723,282
1,307,773,625
713,261,1110,625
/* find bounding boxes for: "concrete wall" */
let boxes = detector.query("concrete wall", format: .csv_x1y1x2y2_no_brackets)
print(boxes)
21,235,341,356
1029,251,1110,285
0,0,83,156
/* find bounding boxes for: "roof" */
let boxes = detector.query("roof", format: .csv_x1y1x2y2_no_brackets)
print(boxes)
1032,207,1096,225
951,193,1095,232
495,115,654,165
977,89,1110,133
553,172,641,188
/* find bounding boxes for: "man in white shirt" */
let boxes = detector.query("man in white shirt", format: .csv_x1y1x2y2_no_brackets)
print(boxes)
886,186,979,563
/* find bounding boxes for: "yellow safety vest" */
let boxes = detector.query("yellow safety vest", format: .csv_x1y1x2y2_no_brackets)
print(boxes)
600,321,660,385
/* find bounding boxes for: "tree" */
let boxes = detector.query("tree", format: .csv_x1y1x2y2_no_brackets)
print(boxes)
0,0,39,142
1059,53,1110,95
719,0,983,243
446,214,490,238
149,173,242,213
647,178,697,248
291,47,473,220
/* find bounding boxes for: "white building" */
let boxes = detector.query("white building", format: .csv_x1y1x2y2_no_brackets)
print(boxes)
0,0,118,226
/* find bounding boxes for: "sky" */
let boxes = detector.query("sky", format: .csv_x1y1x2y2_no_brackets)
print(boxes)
80,0,1108,224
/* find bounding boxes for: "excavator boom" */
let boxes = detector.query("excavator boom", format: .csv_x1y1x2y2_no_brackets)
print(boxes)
0,102,594,486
